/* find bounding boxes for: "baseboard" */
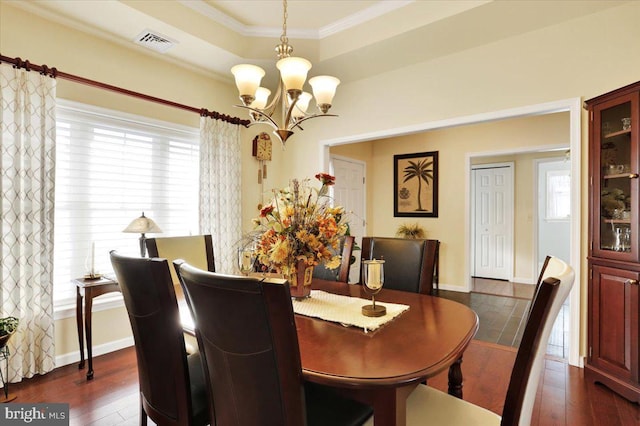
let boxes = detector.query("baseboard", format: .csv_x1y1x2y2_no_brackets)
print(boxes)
437,283,470,292
512,276,535,285
56,336,134,367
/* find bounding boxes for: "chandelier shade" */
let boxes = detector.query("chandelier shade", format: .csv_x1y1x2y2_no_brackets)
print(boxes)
230,0,340,148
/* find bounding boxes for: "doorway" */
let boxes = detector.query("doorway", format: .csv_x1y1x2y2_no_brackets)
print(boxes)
536,158,571,267
321,98,582,367
536,157,571,358
330,155,366,283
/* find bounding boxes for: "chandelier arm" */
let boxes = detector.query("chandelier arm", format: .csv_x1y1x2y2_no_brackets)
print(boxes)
288,113,338,131
262,79,285,116
283,96,299,132
233,105,280,130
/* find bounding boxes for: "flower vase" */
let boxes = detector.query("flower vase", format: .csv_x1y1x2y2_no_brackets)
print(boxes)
288,260,314,299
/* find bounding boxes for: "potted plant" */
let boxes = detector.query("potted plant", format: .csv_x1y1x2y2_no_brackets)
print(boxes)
0,317,19,349
396,223,426,239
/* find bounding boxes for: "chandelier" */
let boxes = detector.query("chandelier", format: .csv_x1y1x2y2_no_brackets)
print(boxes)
230,0,340,147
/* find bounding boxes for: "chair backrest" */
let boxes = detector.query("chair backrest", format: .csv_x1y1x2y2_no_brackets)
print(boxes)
146,235,215,288
501,256,574,426
109,250,197,425
360,237,439,295
312,235,355,283
176,262,307,426
528,255,552,317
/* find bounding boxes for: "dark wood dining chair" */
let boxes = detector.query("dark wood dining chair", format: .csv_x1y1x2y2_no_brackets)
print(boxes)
363,256,575,425
360,236,440,295
312,235,355,283
175,261,373,426
109,251,209,426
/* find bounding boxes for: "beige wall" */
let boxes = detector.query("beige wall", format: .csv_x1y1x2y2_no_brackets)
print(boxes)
3,0,640,363
332,112,570,288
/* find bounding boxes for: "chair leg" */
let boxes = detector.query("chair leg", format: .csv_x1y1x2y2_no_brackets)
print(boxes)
140,401,147,426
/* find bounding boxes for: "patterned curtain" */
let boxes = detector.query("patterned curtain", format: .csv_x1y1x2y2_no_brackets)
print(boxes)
0,63,57,381
199,117,242,274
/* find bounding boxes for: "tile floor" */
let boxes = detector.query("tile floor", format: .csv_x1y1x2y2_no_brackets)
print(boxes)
438,278,569,358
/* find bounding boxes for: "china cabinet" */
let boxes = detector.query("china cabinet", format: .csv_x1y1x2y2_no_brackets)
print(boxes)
585,81,640,403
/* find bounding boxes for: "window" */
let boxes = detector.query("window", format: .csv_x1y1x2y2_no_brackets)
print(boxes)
54,101,199,305
545,170,571,220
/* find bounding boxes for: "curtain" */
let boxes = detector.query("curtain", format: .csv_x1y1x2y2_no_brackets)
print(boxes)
0,63,57,381
199,117,242,274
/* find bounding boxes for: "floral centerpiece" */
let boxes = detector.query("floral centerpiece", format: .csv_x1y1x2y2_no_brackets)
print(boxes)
253,173,348,297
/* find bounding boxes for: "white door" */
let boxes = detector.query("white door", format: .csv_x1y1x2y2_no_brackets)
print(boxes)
472,164,514,280
537,159,571,267
331,156,366,283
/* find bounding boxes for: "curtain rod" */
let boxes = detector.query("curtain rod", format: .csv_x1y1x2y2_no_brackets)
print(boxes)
0,54,250,126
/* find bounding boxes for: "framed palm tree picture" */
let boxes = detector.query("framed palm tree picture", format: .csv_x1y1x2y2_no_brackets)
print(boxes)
394,151,438,217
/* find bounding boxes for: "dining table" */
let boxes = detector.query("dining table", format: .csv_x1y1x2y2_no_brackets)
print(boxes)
180,277,478,426
296,279,478,426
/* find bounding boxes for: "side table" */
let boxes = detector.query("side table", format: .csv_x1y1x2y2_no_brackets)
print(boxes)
0,345,17,402
73,276,120,380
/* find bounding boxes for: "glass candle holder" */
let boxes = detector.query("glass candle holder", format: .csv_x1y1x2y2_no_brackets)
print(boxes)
362,259,386,317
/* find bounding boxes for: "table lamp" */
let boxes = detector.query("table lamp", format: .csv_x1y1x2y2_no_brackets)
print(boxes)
122,212,162,257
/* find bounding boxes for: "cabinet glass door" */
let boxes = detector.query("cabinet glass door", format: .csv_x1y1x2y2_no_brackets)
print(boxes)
594,95,638,259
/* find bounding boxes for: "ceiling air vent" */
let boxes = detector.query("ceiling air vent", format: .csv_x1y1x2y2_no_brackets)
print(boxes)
134,30,177,53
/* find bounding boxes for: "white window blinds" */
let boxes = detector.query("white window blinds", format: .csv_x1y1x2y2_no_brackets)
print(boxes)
54,101,199,305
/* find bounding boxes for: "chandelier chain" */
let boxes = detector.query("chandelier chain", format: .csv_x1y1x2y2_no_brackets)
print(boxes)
280,0,289,45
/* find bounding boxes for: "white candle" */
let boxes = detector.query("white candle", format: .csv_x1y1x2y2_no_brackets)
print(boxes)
91,242,95,275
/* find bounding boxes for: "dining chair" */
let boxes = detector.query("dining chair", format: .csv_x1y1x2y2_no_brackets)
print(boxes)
312,235,355,283
109,251,209,426
145,234,215,289
175,261,374,426
360,236,440,295
529,255,552,316
364,255,575,426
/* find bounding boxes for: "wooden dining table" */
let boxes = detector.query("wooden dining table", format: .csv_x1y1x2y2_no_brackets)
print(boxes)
297,279,479,426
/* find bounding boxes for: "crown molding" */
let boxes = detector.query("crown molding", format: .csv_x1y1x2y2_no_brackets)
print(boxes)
179,0,414,40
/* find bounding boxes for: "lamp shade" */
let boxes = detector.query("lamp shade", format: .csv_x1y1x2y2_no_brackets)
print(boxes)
309,75,340,107
231,64,265,97
123,212,162,234
291,92,312,118
250,87,272,110
276,57,312,91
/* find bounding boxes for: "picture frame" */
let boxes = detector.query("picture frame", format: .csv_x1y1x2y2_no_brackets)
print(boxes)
394,151,438,217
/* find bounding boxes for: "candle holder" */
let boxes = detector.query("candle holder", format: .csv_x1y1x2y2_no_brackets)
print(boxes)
84,241,102,280
362,259,386,317
237,244,257,276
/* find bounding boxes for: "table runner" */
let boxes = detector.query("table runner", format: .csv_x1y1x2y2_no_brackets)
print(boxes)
292,290,409,332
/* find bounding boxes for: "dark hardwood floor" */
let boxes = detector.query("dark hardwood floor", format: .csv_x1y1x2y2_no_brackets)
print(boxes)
6,341,639,425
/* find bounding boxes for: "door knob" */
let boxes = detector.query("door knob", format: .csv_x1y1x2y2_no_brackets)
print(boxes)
625,279,638,286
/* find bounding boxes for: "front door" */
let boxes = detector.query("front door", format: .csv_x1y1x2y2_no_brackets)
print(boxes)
472,163,514,280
